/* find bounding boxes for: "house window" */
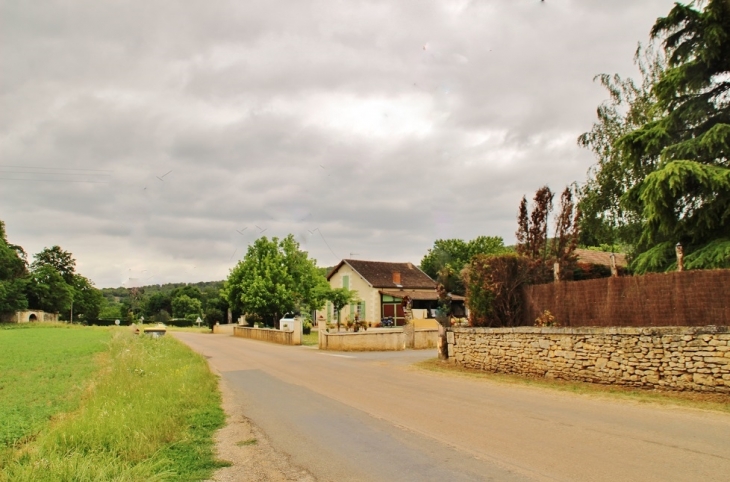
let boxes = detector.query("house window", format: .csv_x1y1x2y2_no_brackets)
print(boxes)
342,275,349,289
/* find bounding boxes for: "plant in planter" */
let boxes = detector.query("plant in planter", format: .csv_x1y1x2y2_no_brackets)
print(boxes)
303,321,312,335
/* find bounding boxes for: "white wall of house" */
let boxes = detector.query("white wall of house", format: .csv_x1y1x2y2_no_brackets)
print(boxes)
317,264,380,324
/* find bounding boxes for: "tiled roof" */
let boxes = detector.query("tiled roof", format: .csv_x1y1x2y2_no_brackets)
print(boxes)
380,289,465,301
329,259,437,289
575,248,628,267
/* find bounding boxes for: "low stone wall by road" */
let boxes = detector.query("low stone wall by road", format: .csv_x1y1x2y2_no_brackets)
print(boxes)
233,326,298,345
403,324,438,349
213,324,236,334
319,330,405,351
414,329,438,349
448,326,730,393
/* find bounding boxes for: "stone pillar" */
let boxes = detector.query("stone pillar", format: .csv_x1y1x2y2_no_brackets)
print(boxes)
291,318,302,345
403,323,415,349
317,315,326,349
438,324,448,360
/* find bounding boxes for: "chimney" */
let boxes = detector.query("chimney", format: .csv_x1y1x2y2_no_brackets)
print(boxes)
392,271,401,284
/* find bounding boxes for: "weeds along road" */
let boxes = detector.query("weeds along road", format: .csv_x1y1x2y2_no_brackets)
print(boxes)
175,332,730,482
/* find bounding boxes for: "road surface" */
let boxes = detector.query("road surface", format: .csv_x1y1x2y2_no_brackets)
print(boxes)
175,332,730,482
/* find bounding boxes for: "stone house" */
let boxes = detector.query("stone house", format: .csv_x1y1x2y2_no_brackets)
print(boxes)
317,259,464,327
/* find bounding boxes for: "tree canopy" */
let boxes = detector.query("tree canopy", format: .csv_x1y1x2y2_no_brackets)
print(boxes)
0,221,29,315
326,287,358,331
580,0,730,272
420,236,508,295
224,235,329,326
32,246,76,284
577,46,664,250
623,0,730,272
0,220,103,319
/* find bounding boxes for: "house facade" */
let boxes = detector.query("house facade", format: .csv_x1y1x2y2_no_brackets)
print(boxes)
317,259,463,327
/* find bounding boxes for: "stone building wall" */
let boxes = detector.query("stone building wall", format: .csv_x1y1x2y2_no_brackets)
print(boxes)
448,326,730,393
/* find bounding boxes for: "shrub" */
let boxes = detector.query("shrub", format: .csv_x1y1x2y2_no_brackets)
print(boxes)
464,253,534,327
534,310,559,327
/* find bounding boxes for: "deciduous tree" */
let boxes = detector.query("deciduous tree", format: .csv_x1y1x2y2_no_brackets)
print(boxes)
224,235,328,326
420,236,508,295
0,220,28,315
326,287,358,331
31,246,76,283
25,265,73,314
171,294,202,320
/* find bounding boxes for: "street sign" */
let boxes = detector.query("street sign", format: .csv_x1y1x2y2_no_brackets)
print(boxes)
115,319,120,326
196,317,203,326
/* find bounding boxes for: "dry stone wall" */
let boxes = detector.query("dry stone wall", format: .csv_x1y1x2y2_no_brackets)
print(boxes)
448,326,730,393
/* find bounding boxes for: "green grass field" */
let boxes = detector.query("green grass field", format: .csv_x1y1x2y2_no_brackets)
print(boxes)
0,324,227,481
0,324,111,450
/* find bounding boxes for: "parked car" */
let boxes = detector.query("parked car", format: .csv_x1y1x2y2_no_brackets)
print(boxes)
279,313,297,330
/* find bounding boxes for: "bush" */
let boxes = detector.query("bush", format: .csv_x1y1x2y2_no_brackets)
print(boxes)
165,318,196,327
464,253,534,327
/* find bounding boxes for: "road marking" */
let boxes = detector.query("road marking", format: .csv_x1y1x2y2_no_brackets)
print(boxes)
318,353,356,359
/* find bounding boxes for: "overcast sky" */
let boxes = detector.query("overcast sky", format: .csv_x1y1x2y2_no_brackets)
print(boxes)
1,0,677,288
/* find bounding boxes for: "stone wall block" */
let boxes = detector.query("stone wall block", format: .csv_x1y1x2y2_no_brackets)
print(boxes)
449,326,729,393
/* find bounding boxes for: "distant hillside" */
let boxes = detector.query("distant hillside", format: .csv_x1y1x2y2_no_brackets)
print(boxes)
100,281,225,301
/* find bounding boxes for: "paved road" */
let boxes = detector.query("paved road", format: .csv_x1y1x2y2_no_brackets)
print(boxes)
175,332,730,482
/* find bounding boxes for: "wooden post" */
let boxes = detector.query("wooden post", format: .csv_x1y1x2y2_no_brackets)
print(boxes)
553,262,560,282
676,243,684,272
610,253,618,277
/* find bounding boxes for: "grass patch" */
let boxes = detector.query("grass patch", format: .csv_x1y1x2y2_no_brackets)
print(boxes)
0,323,111,451
416,358,730,413
1,327,228,481
235,438,257,447
301,331,319,347
163,326,211,334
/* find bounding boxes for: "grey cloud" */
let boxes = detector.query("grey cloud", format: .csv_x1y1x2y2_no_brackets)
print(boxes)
1,0,677,287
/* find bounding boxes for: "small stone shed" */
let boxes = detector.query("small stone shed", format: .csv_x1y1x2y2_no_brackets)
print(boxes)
1,310,59,323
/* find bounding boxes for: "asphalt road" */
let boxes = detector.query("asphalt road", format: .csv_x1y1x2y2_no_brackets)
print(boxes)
175,332,730,482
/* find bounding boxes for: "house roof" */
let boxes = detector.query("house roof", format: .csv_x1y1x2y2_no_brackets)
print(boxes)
379,289,465,301
328,259,437,289
575,248,628,267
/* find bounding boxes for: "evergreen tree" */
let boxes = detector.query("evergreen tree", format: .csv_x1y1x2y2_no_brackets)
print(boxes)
619,0,730,272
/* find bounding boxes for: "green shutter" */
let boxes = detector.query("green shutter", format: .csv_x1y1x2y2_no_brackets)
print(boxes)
360,301,366,320
343,275,349,289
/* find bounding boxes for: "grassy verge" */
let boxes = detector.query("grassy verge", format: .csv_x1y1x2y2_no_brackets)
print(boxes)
1,327,227,481
164,326,212,334
416,358,730,414
301,331,319,347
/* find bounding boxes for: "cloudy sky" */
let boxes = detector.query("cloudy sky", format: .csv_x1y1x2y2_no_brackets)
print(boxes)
1,0,677,288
